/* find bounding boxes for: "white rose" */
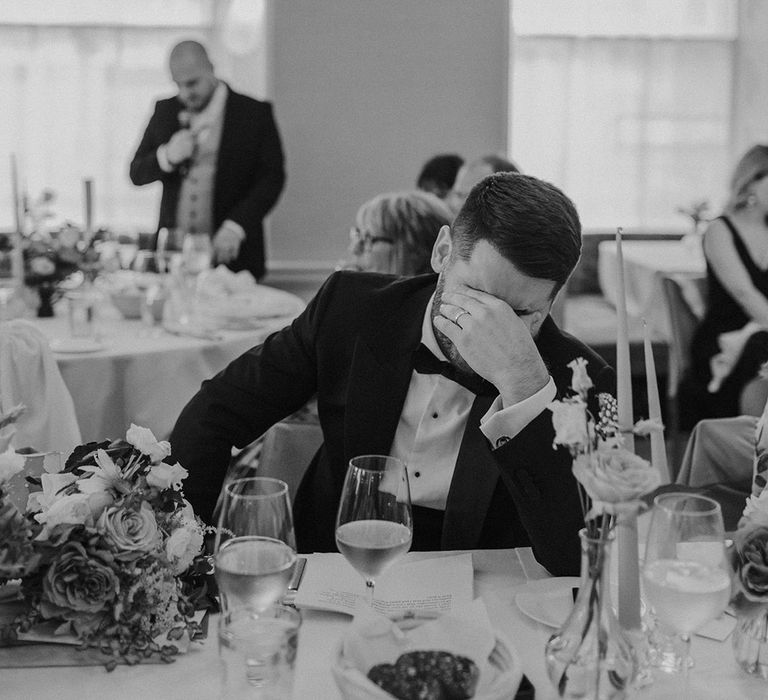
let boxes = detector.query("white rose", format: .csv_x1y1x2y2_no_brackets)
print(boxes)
125,424,171,463
165,524,204,575
146,461,188,491
548,398,590,449
0,446,24,484
572,445,661,514
568,357,593,397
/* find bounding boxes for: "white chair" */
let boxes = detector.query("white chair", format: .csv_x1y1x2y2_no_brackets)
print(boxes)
0,319,81,454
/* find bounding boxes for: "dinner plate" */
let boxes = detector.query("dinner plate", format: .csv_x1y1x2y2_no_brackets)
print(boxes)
514,577,580,628
49,338,106,353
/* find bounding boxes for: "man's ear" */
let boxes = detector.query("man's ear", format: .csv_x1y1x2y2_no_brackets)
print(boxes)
430,225,453,273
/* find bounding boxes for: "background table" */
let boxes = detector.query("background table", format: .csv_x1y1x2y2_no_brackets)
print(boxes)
598,239,706,341
5,548,765,700
34,294,304,442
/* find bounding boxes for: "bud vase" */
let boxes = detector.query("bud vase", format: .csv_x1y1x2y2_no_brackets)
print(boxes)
732,605,768,680
545,528,636,699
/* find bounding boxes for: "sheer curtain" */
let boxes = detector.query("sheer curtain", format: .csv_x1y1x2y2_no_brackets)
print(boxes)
0,0,218,234
510,0,736,231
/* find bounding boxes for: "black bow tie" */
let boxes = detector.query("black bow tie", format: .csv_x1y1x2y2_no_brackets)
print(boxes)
412,344,497,397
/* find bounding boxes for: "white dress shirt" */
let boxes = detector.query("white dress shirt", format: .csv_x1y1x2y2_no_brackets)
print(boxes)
389,294,556,510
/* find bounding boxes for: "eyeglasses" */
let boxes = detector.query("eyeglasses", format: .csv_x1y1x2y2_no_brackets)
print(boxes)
349,227,394,252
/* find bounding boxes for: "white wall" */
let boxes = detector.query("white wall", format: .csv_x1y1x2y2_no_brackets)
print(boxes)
264,0,510,270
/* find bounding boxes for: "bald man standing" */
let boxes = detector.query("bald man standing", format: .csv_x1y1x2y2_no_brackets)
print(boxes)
130,41,285,280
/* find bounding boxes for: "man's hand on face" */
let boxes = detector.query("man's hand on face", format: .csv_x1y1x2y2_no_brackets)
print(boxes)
166,129,195,166
212,225,243,265
433,285,550,405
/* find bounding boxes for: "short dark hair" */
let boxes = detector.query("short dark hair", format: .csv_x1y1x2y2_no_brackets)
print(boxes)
452,173,581,295
416,154,464,199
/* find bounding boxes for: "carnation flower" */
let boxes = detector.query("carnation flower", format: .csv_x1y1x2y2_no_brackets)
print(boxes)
125,424,171,464
99,502,160,553
548,398,590,450
165,522,204,575
146,461,188,491
568,357,593,397
572,445,661,517
40,541,119,618
0,446,24,484
741,489,768,530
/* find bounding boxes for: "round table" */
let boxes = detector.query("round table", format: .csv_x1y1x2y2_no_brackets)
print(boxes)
32,291,305,443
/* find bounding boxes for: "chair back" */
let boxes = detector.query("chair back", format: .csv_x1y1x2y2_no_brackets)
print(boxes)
0,319,81,454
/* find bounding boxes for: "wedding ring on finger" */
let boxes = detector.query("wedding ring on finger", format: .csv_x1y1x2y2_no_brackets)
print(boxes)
453,309,471,327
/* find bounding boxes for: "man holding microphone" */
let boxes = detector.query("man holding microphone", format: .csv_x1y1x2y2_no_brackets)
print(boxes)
130,40,285,279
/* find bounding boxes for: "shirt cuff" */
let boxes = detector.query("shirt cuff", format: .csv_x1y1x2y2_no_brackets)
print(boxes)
480,377,557,448
157,144,174,173
221,219,246,242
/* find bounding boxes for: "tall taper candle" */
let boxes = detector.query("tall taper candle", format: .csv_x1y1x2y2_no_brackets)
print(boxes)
84,178,93,235
643,319,671,482
9,154,23,282
615,227,641,631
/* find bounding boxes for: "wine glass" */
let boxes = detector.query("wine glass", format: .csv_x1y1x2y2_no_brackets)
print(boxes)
181,232,213,276
642,493,730,694
214,476,298,615
335,455,413,607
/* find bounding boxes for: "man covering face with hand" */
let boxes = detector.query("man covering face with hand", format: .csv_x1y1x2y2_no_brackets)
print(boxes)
170,172,611,576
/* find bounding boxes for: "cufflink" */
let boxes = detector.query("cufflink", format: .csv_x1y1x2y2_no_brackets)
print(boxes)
494,436,512,448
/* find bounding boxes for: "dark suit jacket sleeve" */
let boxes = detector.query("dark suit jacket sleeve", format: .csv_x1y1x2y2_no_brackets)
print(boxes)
169,273,336,524
491,363,615,576
225,103,285,230
129,102,174,186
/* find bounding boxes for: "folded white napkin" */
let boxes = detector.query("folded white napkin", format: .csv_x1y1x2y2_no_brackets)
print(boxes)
0,320,81,453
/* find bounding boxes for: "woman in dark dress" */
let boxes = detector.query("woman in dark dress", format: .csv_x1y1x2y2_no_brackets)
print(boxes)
680,145,768,429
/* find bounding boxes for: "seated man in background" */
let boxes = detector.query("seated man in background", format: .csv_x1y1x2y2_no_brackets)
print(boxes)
446,153,520,215
170,173,611,576
416,153,465,200
343,190,453,275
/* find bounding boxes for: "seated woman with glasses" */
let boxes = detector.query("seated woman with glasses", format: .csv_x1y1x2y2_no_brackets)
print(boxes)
342,191,453,275
679,144,768,429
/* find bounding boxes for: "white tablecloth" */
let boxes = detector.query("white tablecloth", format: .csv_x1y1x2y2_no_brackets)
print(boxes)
598,239,706,341
5,548,765,700
32,291,305,443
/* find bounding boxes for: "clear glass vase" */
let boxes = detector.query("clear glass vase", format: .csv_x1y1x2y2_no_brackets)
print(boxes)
545,528,636,698
732,605,768,680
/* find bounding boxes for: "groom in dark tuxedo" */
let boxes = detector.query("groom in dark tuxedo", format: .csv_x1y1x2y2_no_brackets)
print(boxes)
129,40,285,280
171,173,611,576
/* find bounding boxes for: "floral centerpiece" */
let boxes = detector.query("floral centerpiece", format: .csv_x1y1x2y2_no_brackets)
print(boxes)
0,424,208,669
544,358,662,699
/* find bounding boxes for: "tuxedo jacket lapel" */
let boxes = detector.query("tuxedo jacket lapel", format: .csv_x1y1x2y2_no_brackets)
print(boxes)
343,282,433,464
442,394,498,549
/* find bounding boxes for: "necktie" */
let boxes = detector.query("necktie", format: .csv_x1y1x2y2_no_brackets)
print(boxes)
412,344,497,397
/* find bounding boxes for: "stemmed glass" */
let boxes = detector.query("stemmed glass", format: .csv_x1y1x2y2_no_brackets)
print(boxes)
642,493,731,694
335,455,413,607
181,232,213,276
214,476,298,614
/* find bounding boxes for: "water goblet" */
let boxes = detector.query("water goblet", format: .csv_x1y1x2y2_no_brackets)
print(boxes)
642,493,730,695
335,455,413,607
181,232,213,276
214,476,298,616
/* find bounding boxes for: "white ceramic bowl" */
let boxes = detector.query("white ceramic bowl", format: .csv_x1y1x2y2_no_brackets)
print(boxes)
331,617,522,700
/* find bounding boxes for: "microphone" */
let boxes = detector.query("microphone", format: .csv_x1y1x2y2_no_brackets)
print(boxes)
177,110,192,177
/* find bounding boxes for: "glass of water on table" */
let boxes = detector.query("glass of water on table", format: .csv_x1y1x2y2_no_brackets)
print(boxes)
214,477,301,697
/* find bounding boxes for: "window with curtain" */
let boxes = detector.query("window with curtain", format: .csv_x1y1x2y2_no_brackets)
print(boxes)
0,0,218,234
510,0,737,231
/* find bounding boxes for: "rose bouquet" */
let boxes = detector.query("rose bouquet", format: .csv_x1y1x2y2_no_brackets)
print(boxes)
0,424,208,669
544,358,661,698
